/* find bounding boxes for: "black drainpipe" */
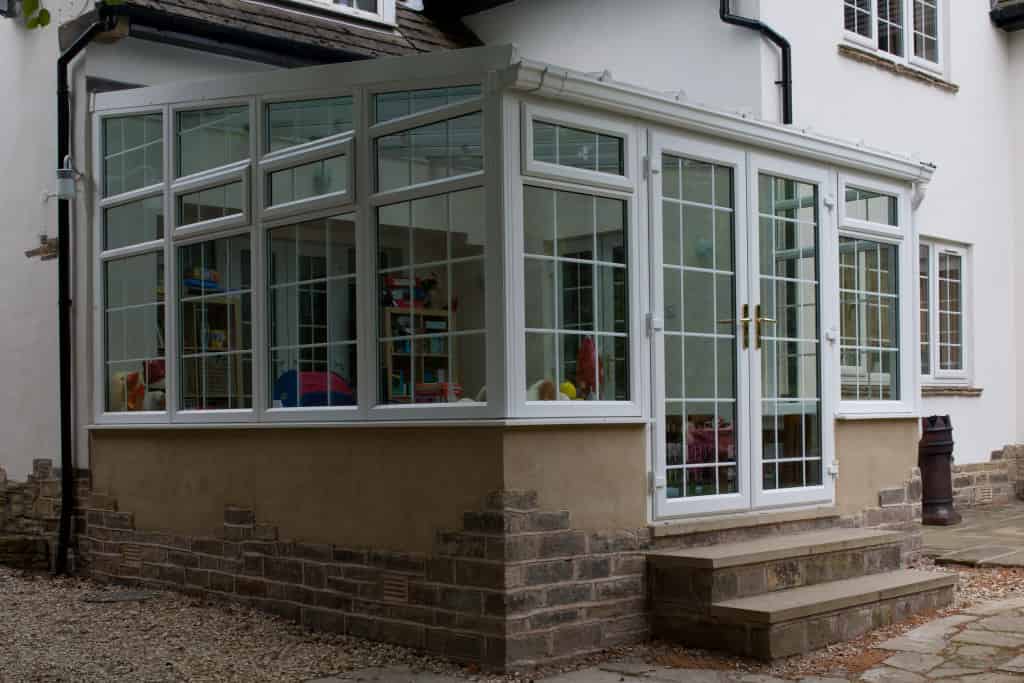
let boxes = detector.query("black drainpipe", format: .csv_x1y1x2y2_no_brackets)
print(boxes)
719,0,793,125
55,6,116,576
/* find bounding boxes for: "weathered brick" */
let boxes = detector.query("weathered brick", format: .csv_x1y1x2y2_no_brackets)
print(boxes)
268,582,316,605
103,511,134,530
167,550,200,568
484,490,539,511
530,608,580,629
426,629,484,661
436,532,487,559
265,557,303,584
185,568,210,588
574,557,612,580
525,511,570,532
484,589,544,616
879,487,907,507
463,510,525,534
552,623,602,656
332,548,367,564
378,620,425,649
426,557,455,583
241,541,278,556
408,582,438,607
455,560,507,589
210,572,235,593
301,607,347,634
158,564,186,584
546,583,593,606
439,587,483,614
224,524,253,542
314,590,352,612
538,532,587,558
596,576,643,601
525,560,573,586
252,524,278,541
506,633,550,663
191,538,224,556
485,535,540,562
612,554,645,576
589,531,641,553
369,551,425,574
236,577,268,597
224,507,255,526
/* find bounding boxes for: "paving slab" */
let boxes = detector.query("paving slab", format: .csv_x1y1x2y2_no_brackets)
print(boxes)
999,655,1024,674
977,615,1024,632
882,652,945,673
952,629,1024,648
929,664,987,678
859,667,926,682
877,635,948,654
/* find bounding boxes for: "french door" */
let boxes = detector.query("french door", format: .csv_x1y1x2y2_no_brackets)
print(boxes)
651,132,834,519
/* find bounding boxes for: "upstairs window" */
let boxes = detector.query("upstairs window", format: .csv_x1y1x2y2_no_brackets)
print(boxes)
285,0,396,25
843,0,942,67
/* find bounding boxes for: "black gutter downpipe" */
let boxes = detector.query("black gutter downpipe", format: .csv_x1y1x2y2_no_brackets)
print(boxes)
719,0,793,125
55,6,116,576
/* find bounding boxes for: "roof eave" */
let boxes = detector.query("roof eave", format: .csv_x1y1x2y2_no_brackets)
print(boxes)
503,59,935,184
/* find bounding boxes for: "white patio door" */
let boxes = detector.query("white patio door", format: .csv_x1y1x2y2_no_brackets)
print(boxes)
651,135,834,520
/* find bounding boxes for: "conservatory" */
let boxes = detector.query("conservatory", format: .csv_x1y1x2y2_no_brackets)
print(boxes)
86,44,931,570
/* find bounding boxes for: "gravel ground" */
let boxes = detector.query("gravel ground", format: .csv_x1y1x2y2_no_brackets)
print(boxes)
1,559,1021,683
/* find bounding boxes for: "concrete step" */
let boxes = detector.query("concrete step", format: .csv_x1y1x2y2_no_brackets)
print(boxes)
654,569,957,660
649,528,905,606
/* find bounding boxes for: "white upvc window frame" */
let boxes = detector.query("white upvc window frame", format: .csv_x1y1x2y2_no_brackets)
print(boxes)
93,106,171,426
842,0,945,74
834,172,918,419
509,96,646,420
919,239,969,385
279,0,396,26
260,134,355,222
521,101,636,193
172,161,252,238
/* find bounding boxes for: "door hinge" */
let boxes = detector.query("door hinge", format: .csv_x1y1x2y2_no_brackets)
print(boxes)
649,471,666,493
645,312,664,338
643,156,660,179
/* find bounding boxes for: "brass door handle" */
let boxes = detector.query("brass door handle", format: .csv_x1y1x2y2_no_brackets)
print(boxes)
755,304,776,350
718,304,751,349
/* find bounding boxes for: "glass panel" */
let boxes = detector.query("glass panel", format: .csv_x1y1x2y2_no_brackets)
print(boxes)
104,113,163,197
105,252,165,412
838,237,900,400
662,153,737,498
374,85,481,124
759,173,820,491
177,106,249,178
920,245,931,375
845,186,897,226
937,251,963,371
266,97,353,153
268,155,348,207
104,195,164,251
877,0,905,56
913,0,939,62
844,0,873,38
379,188,485,405
178,234,252,410
178,181,244,227
531,121,625,176
267,216,357,408
523,187,629,402
377,113,482,192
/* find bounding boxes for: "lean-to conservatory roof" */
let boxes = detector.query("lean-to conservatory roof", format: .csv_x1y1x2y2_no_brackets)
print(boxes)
60,0,480,64
92,45,935,184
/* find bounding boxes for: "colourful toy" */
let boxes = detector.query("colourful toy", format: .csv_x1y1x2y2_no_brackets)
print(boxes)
273,370,355,407
575,336,603,399
559,380,577,400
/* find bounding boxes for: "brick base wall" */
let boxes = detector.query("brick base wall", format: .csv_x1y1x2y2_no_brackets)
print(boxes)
79,488,648,672
952,452,1013,509
0,459,89,571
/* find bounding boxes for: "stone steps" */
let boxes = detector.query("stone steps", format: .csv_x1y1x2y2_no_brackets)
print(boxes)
649,528,956,660
649,528,905,606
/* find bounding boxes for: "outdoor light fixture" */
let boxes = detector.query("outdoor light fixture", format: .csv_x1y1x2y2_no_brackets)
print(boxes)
55,156,76,200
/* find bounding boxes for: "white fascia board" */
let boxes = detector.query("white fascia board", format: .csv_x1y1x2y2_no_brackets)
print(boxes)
502,59,936,185
93,44,519,112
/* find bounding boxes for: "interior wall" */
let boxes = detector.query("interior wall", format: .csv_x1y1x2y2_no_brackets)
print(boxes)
89,427,504,553
834,418,919,514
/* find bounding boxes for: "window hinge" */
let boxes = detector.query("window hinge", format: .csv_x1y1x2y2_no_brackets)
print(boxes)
645,312,664,337
649,471,666,493
644,156,660,180
827,464,839,479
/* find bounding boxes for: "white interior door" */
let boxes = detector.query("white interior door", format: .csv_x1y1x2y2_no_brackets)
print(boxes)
651,138,835,520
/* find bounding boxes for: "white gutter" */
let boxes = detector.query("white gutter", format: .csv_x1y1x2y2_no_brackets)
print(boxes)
502,58,935,184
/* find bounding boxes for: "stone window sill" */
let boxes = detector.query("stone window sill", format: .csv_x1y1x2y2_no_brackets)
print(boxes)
838,44,959,94
921,385,983,398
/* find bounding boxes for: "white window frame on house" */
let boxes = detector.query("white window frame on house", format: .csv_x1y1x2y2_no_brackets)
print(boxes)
508,98,645,419
280,0,396,26
834,172,918,419
842,0,945,74
919,239,969,385
260,134,355,222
